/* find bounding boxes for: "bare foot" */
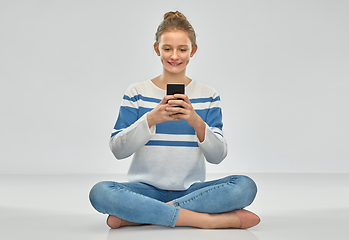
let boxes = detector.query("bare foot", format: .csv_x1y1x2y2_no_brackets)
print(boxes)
210,209,260,229
174,204,260,229
234,209,260,229
107,215,142,229
209,211,242,229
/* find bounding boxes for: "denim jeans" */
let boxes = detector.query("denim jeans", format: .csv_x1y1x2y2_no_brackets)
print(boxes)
89,175,257,227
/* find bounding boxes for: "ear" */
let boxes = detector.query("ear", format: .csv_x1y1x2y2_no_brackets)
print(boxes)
154,43,160,56
190,44,198,57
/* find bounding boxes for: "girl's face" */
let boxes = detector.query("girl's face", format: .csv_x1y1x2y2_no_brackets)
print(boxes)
155,30,197,75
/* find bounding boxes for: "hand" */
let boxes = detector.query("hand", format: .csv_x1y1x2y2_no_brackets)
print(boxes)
166,94,206,142
165,94,198,126
147,95,182,128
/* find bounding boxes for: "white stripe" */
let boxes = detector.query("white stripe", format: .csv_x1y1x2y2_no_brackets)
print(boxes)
112,128,125,133
150,134,198,142
192,101,220,110
122,99,158,109
123,98,220,110
211,127,223,134
139,100,158,108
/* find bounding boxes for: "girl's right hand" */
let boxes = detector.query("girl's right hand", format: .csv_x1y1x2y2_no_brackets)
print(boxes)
147,95,181,128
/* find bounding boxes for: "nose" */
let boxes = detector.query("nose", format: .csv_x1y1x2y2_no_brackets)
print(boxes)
171,50,179,60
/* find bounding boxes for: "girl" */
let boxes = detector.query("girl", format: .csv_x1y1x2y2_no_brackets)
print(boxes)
89,11,260,229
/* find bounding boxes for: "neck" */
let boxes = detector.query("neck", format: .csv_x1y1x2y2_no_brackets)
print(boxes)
153,68,191,90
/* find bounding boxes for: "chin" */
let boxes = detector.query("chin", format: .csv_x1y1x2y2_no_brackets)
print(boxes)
165,64,188,74
166,68,186,74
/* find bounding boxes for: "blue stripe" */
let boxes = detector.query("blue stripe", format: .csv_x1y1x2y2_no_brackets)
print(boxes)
112,106,138,132
214,131,224,137
139,107,153,118
112,94,223,138
111,130,122,138
124,94,219,104
195,107,223,131
206,107,223,130
156,120,196,135
124,94,161,103
190,96,220,104
146,140,199,147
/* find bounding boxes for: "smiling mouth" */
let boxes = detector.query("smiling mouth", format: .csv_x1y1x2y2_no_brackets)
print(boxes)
169,62,181,66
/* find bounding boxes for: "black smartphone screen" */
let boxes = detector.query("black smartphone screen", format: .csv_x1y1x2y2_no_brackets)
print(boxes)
166,83,185,110
166,83,185,95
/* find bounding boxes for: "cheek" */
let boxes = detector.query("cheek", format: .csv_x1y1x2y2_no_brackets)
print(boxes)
178,51,190,59
183,54,191,63
159,54,166,64
160,52,170,61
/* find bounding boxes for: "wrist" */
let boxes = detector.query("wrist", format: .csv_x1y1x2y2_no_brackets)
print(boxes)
194,118,206,142
195,119,206,132
147,112,156,128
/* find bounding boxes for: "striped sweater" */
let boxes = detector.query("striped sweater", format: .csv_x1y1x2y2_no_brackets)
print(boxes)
109,79,227,190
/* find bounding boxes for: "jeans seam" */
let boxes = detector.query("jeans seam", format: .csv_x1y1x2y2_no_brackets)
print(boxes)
176,176,237,206
116,184,158,200
176,182,232,207
117,182,161,191
186,179,221,191
112,183,179,226
184,176,236,191
170,206,180,227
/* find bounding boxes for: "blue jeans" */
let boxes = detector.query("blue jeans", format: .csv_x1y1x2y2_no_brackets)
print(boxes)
89,175,257,227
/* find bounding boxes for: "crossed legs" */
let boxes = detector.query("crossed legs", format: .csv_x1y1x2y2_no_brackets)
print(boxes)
90,175,260,229
107,204,259,229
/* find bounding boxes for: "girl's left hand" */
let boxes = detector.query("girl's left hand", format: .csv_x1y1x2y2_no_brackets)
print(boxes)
166,94,198,126
166,94,206,142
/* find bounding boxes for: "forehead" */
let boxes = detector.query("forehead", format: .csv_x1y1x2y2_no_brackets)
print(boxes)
159,30,191,46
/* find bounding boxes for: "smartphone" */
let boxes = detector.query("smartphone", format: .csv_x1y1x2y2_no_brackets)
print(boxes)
166,83,185,96
166,83,185,110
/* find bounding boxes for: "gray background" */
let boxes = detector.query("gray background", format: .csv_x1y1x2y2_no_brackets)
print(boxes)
1,0,348,174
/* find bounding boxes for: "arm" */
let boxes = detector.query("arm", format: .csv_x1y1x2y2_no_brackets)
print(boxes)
110,113,155,159
167,93,227,164
109,86,155,160
198,123,227,164
110,87,181,159
198,96,227,164
200,93,227,164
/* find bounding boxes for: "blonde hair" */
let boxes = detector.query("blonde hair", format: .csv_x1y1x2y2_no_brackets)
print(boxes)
155,11,197,48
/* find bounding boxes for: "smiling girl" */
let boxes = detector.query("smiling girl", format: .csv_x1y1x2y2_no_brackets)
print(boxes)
89,11,260,229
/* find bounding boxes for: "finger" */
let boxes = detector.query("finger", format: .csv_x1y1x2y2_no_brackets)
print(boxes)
166,106,183,114
173,94,190,103
169,113,183,120
168,99,185,107
160,95,176,104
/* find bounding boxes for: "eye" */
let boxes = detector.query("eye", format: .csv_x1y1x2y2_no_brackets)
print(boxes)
163,48,171,51
180,49,188,52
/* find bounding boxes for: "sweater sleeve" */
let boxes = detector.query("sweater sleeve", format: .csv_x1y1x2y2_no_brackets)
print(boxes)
198,93,227,164
109,85,155,160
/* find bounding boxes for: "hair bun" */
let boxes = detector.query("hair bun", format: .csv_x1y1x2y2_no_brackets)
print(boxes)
163,11,186,20
155,10,196,48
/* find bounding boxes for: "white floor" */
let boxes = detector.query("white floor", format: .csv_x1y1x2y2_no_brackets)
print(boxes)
0,173,348,240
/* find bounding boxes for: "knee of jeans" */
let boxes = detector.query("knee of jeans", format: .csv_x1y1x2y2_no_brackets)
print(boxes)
229,175,258,207
239,175,258,206
89,181,117,213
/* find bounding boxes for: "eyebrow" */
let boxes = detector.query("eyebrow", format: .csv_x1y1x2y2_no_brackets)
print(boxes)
162,44,189,48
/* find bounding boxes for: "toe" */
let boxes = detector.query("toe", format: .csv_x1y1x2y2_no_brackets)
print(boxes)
234,209,260,229
107,215,122,229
